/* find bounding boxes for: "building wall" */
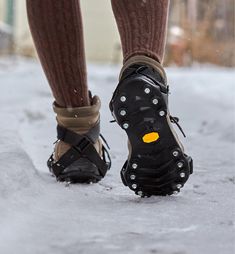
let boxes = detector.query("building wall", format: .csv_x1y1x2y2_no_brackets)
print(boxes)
13,0,33,55
0,0,6,21
81,0,121,63
9,0,122,62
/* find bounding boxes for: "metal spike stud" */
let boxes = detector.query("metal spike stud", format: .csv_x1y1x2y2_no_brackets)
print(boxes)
65,179,71,187
176,184,182,189
173,150,179,157
137,191,143,196
132,184,137,189
173,190,179,195
120,110,127,116
177,162,184,168
144,87,151,94
159,110,165,117
132,163,138,169
130,175,136,180
180,172,185,178
123,123,129,129
120,96,126,102
152,98,159,105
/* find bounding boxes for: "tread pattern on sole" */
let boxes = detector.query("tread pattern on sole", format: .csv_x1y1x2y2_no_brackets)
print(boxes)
110,67,193,197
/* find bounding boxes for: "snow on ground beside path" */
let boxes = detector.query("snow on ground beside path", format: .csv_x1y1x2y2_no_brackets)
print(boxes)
0,57,234,254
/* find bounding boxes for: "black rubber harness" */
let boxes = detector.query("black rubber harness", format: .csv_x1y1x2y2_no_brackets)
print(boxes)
47,122,111,179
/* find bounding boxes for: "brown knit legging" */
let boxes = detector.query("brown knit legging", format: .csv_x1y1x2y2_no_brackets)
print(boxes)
26,0,169,108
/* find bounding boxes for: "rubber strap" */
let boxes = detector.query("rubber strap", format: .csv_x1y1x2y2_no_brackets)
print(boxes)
50,124,109,177
57,122,100,145
136,66,168,93
111,65,168,112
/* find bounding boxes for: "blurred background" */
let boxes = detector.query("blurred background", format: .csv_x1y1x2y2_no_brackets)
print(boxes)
0,2,234,253
0,0,234,67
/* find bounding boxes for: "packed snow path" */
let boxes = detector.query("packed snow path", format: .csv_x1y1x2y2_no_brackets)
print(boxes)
0,58,234,254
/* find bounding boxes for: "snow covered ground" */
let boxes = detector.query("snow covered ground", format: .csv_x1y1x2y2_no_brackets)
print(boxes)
0,57,234,254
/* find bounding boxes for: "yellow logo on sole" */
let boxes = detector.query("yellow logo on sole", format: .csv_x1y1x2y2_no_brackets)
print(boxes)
142,132,160,143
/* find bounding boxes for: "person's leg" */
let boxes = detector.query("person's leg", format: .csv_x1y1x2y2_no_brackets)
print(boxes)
27,0,111,183
111,0,169,64
26,0,89,107
110,0,193,197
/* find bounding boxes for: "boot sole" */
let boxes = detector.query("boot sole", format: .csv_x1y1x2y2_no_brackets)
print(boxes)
110,75,193,197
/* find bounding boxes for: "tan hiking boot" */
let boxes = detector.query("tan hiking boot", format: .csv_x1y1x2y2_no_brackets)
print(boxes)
109,55,193,197
48,95,111,183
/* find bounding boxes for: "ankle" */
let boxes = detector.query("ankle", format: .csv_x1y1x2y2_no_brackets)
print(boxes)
120,55,167,83
52,95,102,161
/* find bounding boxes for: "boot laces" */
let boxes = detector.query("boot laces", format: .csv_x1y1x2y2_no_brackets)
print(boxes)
100,133,111,150
100,133,112,168
169,115,186,138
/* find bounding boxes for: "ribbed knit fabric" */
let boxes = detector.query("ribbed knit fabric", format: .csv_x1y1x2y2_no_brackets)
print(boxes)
111,0,170,64
26,0,90,107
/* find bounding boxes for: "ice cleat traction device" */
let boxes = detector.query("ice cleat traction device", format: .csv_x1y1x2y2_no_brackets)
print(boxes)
109,62,193,197
47,123,111,184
